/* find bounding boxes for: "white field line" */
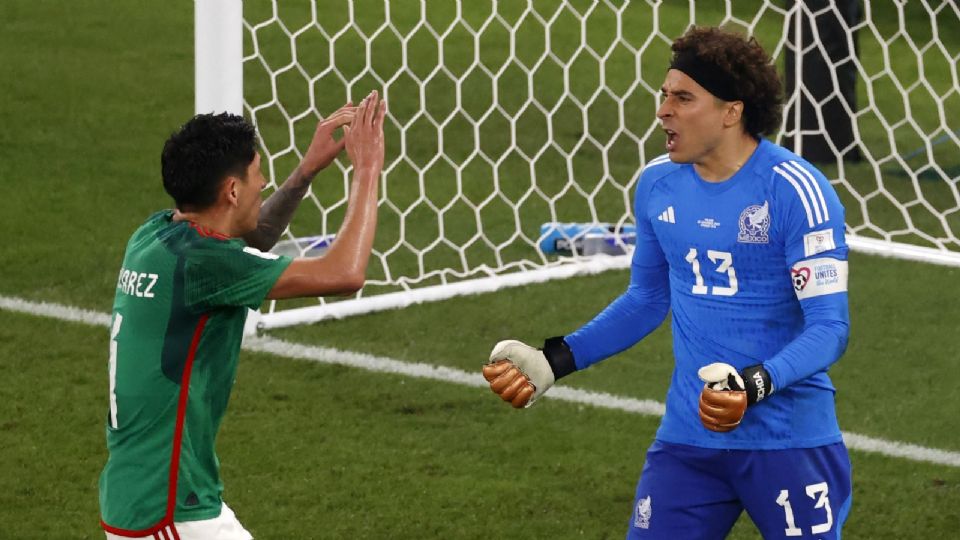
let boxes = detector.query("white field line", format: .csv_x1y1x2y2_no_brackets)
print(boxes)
3,294,959,468
0,296,112,327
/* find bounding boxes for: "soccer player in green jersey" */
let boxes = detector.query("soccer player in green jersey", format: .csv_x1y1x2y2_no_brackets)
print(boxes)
100,91,386,540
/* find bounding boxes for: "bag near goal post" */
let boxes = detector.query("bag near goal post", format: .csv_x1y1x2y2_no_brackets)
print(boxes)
196,0,960,331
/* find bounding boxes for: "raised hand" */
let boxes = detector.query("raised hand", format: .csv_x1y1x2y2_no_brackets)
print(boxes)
344,90,386,175
301,103,357,176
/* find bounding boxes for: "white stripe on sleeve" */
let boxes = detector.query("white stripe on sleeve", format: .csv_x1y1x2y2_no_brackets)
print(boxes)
774,165,816,228
782,161,823,224
789,160,830,222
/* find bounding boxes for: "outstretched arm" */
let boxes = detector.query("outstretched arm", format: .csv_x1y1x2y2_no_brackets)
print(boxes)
563,257,670,369
483,171,671,408
267,91,387,299
482,255,670,409
244,104,356,251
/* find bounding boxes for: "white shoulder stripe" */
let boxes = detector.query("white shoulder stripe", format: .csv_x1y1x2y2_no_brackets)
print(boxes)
788,160,830,222
773,165,816,228
783,161,823,224
774,161,831,227
642,155,671,170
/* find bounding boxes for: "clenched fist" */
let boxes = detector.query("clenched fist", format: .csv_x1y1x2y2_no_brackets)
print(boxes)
482,340,557,408
698,362,773,432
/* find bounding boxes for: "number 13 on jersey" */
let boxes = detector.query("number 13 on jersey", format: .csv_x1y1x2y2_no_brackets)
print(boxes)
685,248,738,296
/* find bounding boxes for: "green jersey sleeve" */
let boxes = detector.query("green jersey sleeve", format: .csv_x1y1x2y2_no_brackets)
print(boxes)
184,241,292,311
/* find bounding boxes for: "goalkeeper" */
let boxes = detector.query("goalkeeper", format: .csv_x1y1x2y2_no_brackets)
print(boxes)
483,27,852,539
99,92,386,539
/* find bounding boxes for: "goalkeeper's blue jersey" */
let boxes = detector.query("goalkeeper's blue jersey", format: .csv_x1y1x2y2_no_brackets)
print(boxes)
565,139,850,450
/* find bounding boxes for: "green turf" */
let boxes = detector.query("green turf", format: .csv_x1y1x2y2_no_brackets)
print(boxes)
272,251,960,453
2,1,959,538
2,302,959,539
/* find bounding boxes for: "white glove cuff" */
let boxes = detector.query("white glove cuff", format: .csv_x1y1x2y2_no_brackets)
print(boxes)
697,362,745,391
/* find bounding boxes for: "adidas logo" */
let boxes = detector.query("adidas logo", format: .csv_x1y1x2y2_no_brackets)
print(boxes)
657,206,675,223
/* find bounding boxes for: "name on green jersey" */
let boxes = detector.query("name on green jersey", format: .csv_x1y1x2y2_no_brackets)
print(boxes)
116,267,159,298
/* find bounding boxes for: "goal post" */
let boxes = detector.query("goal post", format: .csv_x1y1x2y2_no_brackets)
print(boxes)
195,0,243,115
195,1,960,331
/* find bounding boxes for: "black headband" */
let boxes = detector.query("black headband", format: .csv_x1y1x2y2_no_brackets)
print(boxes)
669,51,740,102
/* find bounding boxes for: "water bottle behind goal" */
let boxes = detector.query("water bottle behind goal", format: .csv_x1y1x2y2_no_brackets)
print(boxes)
538,222,636,256
270,235,336,258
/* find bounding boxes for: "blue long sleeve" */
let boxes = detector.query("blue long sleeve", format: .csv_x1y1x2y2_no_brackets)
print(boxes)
763,292,849,391
564,160,673,370
564,259,670,369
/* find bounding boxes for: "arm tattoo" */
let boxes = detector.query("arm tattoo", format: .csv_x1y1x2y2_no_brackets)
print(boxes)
244,166,315,251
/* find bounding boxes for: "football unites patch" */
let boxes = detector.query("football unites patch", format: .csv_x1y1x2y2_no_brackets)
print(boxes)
791,266,811,291
791,257,848,299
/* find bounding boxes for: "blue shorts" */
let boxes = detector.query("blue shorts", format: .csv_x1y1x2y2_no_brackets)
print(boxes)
627,440,852,539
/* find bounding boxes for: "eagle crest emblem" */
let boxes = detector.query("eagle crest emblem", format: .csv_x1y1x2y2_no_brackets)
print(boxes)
634,495,652,529
738,201,770,244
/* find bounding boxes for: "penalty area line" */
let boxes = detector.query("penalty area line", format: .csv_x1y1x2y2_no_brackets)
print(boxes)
2,294,958,469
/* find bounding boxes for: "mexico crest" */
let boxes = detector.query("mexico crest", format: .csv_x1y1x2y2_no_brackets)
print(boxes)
738,201,770,244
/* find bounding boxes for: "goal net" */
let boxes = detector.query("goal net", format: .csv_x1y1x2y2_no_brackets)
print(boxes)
203,0,960,330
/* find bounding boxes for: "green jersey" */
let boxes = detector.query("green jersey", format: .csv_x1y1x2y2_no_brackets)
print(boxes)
99,210,291,534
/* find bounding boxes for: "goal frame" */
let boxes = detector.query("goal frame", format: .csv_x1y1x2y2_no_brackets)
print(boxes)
194,1,960,333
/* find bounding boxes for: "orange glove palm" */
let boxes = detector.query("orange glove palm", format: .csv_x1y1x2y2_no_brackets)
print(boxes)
698,362,772,432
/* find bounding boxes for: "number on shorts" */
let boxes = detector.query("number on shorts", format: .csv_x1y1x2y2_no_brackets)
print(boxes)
776,482,833,536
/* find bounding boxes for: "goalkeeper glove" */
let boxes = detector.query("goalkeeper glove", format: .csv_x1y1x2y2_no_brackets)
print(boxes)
697,362,773,432
482,337,576,408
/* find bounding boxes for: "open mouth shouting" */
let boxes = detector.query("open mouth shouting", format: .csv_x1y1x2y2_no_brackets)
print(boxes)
664,128,678,152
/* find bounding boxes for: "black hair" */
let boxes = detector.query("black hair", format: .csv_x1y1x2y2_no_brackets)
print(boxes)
160,113,258,210
671,26,784,138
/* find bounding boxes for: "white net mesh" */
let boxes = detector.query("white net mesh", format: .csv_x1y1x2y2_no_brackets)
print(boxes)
241,0,960,328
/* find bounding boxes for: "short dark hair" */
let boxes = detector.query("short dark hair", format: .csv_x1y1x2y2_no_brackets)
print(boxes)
671,26,783,138
161,113,258,210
